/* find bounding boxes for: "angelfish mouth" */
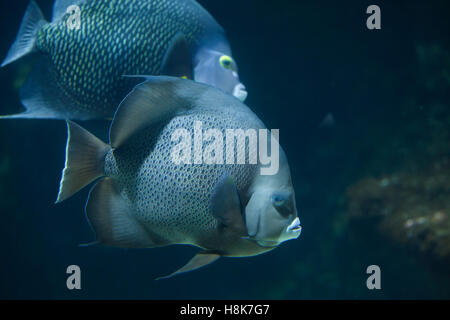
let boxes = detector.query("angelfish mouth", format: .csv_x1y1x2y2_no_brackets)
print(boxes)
286,217,302,234
233,83,248,102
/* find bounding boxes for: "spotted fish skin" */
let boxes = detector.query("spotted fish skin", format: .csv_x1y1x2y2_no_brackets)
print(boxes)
4,0,230,119
104,112,262,252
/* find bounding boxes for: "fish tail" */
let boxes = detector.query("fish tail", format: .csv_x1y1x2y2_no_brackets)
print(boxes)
56,121,111,203
1,1,47,67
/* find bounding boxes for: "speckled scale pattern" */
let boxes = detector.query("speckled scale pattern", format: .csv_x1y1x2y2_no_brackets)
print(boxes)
36,0,210,118
104,109,262,246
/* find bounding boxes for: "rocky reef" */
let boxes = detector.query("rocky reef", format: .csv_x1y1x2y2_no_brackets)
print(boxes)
346,43,450,265
347,156,450,261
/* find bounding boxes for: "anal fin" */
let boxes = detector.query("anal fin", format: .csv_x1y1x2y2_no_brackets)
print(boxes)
86,177,164,248
156,252,220,280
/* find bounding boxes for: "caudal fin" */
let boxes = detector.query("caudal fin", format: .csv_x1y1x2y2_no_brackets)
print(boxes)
56,121,111,203
1,1,47,67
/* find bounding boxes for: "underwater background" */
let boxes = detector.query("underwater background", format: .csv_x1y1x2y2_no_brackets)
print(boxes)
0,0,449,299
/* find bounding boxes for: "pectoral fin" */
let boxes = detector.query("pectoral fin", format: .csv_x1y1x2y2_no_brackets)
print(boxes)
211,174,247,236
160,33,193,79
244,192,263,237
156,252,220,280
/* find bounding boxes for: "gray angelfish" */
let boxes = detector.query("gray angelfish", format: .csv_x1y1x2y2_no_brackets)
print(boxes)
56,77,301,279
1,0,247,120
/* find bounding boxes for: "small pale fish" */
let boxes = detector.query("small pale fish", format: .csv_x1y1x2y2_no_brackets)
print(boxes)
319,112,335,128
55,77,301,279
1,0,246,120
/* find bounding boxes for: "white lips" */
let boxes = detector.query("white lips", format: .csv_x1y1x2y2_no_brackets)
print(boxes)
233,83,248,102
286,217,302,234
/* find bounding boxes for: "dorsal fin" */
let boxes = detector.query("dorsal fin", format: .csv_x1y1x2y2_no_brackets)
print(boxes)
109,76,208,149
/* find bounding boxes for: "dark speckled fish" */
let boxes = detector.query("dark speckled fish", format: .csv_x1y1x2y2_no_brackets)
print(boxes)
1,0,247,120
55,76,301,279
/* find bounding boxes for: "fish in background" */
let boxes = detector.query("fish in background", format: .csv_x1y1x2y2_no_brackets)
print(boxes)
56,77,301,279
319,112,335,128
1,0,247,120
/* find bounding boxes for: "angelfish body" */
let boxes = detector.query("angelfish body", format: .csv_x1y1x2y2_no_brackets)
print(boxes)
57,77,301,278
1,0,246,120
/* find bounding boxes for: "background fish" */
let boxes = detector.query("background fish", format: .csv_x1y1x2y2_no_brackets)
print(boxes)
55,77,301,278
1,0,247,120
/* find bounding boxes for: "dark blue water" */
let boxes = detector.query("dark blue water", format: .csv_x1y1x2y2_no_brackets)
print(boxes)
0,0,449,299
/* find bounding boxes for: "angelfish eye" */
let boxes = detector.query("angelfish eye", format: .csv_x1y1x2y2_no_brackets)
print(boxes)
271,192,294,217
219,55,233,70
271,194,286,207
